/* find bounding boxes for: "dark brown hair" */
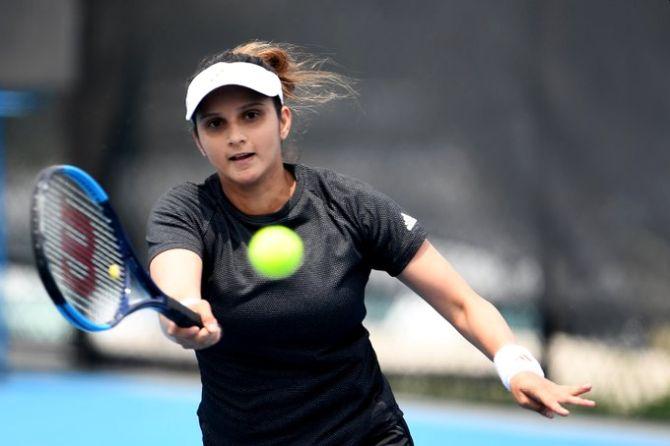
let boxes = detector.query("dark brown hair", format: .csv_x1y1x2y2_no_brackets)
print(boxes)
188,41,357,120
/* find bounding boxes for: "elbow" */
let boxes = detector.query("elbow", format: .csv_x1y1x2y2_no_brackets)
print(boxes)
449,306,469,333
446,291,485,333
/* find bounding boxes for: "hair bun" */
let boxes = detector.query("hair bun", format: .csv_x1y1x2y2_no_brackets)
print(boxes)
260,49,290,75
257,47,295,94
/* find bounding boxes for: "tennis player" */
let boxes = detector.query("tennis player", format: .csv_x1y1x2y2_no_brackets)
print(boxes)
147,41,596,445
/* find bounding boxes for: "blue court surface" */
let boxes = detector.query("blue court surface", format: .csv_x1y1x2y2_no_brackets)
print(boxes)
1,372,669,446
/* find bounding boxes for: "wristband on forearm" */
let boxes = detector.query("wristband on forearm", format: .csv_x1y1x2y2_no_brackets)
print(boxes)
493,344,545,391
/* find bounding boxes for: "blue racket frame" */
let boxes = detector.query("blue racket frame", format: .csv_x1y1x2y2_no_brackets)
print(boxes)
31,165,202,332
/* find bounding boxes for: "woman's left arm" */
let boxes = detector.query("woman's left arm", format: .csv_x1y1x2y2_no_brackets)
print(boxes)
398,240,596,418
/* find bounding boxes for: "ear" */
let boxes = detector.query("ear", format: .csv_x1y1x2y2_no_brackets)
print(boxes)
279,106,292,141
191,129,207,157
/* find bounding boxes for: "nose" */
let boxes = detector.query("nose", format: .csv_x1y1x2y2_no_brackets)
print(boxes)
227,124,247,146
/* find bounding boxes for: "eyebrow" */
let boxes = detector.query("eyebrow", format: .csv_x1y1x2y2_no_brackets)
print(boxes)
197,101,266,121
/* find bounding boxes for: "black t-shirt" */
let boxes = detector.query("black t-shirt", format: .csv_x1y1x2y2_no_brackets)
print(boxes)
146,164,427,445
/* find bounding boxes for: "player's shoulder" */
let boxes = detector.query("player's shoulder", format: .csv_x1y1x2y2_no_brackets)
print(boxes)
152,174,218,216
296,164,395,224
298,164,376,198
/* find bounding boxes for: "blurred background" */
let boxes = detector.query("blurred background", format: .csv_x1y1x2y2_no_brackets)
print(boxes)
1,0,670,444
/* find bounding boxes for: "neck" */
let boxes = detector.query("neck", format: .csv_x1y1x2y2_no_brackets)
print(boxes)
219,164,296,216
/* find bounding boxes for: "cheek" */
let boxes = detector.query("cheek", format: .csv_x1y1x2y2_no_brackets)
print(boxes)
256,126,283,152
197,137,225,163
197,137,214,156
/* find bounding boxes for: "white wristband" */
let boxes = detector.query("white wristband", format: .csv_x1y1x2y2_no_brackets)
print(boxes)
493,344,544,391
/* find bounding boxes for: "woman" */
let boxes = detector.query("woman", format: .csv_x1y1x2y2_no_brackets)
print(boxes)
147,41,595,445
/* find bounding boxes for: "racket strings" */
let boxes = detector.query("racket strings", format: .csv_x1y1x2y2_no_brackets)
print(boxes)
49,178,124,251
41,231,124,323
42,225,123,268
40,201,124,265
36,174,128,325
42,242,123,323
48,271,118,318
43,244,122,323
43,242,124,294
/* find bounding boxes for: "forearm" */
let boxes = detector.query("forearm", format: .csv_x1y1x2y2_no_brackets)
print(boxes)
149,249,221,349
400,241,594,415
443,291,516,361
398,240,516,360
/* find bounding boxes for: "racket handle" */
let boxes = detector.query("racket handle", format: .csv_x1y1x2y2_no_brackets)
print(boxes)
162,297,204,328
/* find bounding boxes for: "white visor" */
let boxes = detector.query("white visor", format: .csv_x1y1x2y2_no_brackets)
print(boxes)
185,61,284,121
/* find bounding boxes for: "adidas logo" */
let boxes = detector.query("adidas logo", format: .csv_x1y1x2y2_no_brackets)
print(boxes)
401,213,417,231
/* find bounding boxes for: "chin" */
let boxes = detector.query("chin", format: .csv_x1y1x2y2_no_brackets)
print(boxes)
224,166,265,187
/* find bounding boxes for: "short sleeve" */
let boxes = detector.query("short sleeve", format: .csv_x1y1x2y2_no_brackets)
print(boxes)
146,184,209,263
349,181,427,276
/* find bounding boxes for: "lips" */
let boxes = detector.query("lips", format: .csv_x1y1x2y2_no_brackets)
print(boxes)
229,153,255,161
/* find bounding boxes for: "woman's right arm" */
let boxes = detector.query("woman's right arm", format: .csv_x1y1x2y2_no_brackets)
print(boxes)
149,248,221,350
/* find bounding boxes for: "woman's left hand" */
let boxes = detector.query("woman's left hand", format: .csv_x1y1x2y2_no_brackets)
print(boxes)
509,372,596,418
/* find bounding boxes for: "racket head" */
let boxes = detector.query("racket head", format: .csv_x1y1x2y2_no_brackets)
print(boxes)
31,165,151,331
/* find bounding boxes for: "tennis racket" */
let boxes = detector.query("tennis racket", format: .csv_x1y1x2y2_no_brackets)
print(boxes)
31,165,203,332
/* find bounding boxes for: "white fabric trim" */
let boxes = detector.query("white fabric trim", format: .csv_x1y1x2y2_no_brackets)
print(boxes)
185,62,283,120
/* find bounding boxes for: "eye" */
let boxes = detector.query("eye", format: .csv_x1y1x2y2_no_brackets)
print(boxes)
243,109,261,120
206,117,224,129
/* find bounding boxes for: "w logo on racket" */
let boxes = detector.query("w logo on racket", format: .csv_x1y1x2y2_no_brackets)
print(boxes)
60,203,97,297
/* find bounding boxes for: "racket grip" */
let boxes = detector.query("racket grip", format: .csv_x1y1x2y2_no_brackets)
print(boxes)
162,297,204,328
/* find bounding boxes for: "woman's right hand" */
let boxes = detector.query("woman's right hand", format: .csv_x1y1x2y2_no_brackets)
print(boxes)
161,299,222,350
150,249,219,350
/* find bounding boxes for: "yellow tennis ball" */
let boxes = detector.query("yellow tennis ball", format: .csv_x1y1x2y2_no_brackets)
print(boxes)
108,264,121,280
248,225,303,279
